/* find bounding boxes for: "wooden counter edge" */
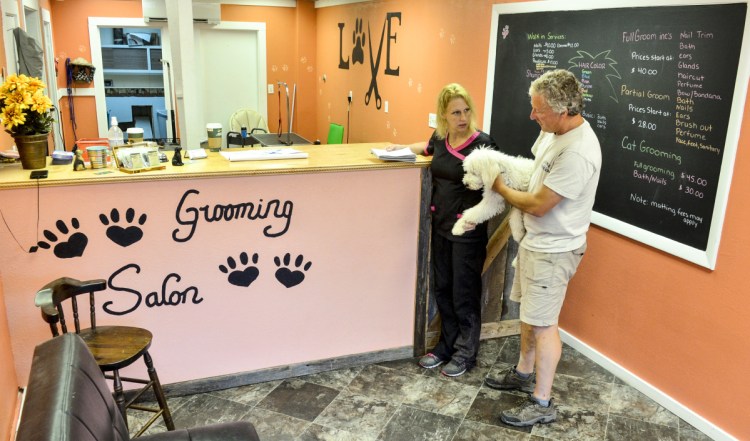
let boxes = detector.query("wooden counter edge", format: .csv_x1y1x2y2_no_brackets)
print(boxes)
0,143,431,190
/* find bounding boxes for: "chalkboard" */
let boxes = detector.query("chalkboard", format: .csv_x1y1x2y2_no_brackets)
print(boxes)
483,0,750,269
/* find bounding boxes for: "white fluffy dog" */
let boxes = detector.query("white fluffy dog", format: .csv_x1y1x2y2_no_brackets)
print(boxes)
452,147,534,244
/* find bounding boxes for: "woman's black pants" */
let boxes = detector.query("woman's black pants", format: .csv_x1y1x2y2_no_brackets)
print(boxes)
429,232,486,366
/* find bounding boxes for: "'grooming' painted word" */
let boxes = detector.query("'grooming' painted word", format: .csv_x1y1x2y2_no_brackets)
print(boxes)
173,189,294,242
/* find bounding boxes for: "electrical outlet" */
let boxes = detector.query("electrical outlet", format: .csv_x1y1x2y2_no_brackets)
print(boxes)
268,84,274,94
428,113,437,128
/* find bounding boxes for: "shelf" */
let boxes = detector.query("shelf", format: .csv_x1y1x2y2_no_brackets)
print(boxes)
101,44,162,49
103,69,163,75
102,46,162,73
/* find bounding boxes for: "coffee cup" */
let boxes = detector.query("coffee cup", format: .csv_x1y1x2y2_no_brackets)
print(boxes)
127,127,144,144
206,123,222,149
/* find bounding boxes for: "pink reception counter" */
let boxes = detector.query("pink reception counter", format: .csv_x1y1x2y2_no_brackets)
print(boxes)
0,143,432,394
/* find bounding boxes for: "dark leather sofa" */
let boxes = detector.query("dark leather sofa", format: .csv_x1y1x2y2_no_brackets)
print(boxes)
16,334,260,441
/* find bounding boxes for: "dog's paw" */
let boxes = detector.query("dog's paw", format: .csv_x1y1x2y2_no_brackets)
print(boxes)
452,219,467,236
462,174,484,190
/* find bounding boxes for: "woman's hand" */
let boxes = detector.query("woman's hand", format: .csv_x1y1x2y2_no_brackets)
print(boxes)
386,142,422,154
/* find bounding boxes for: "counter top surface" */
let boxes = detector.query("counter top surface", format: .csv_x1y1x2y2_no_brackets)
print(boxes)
0,143,430,189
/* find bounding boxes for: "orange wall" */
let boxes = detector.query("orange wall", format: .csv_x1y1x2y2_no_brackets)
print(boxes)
313,1,749,439
563,95,750,440
222,2,317,140
50,1,319,146
3,1,748,439
49,0,143,149
315,1,497,144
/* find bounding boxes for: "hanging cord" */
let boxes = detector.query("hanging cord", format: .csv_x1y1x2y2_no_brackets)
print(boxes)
347,98,351,144
0,179,41,253
284,83,292,145
65,58,78,142
55,106,66,151
277,86,282,137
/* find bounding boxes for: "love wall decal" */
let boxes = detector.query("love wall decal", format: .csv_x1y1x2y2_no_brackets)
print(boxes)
338,12,401,109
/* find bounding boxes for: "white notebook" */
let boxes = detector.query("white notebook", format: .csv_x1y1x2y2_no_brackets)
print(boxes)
370,147,416,163
220,148,308,161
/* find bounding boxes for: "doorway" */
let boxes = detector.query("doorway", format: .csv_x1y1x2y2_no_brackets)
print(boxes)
1,0,19,79
89,18,170,140
192,23,266,133
42,8,62,150
90,18,267,147
99,27,166,142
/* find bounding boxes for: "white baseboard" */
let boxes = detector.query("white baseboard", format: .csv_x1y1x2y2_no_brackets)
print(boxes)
560,329,735,441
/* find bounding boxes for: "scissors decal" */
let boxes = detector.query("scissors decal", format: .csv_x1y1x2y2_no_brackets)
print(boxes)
365,21,386,109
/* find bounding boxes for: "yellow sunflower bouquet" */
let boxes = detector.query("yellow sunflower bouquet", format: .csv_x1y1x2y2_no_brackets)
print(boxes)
0,74,54,136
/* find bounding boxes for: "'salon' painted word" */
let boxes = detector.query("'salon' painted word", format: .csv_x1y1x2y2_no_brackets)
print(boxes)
103,263,203,315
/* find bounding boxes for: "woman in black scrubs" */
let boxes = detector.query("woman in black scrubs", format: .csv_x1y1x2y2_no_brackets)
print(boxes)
390,83,498,377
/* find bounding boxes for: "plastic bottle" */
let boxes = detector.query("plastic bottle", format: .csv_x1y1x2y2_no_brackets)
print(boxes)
107,116,124,167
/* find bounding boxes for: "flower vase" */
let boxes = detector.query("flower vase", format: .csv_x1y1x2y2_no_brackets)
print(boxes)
14,133,49,170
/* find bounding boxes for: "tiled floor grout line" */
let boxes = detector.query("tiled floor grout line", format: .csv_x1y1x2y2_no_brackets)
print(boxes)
603,379,614,441
131,336,712,440
450,380,483,441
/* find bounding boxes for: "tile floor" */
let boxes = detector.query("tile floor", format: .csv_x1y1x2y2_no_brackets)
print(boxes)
129,335,713,441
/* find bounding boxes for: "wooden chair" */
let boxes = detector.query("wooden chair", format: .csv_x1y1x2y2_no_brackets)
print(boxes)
34,277,175,437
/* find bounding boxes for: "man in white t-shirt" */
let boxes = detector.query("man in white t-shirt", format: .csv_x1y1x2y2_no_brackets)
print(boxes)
485,69,601,427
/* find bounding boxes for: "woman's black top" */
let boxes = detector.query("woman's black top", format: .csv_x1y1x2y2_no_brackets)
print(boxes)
424,130,498,242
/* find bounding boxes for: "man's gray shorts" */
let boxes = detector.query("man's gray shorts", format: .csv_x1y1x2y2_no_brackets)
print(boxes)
510,243,586,327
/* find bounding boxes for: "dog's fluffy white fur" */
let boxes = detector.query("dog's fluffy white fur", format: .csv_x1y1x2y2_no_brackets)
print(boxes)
452,146,534,243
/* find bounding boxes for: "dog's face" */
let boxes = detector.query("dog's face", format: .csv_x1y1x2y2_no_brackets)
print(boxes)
462,170,484,190
462,147,502,190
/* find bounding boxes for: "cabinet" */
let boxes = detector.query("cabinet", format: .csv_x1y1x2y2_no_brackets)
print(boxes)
102,45,163,74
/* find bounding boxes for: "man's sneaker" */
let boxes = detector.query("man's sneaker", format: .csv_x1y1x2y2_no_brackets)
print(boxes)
501,396,556,427
485,365,536,393
441,359,468,377
418,353,444,369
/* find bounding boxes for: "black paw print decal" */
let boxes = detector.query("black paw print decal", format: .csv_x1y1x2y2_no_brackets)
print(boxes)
100,208,147,247
219,252,260,287
274,253,312,288
352,18,365,65
33,218,88,258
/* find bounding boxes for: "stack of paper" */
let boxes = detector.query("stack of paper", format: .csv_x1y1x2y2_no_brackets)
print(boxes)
370,147,416,163
0,150,20,159
220,148,308,162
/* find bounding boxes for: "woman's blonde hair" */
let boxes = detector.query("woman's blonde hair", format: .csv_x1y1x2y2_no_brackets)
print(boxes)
435,83,478,139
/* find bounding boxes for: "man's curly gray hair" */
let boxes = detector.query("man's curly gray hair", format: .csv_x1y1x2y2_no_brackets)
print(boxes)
529,69,584,116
